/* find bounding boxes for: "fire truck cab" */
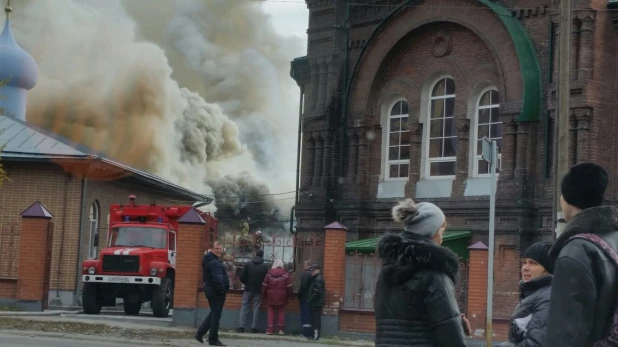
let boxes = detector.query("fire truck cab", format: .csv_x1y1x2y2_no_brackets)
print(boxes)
81,195,217,318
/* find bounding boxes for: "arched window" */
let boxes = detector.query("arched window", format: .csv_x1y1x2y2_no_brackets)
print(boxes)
88,201,100,259
386,100,410,180
427,77,457,177
474,88,502,175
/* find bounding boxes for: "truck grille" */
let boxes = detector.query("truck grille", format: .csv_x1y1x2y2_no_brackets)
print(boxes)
102,255,139,273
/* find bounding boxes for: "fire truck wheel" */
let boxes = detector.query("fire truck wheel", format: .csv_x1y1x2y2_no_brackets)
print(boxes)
123,300,141,316
151,277,172,318
82,283,101,315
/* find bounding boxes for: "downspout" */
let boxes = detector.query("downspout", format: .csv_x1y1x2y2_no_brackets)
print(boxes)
289,54,305,234
290,86,304,234
545,18,554,178
73,177,87,304
337,1,351,199
56,173,70,300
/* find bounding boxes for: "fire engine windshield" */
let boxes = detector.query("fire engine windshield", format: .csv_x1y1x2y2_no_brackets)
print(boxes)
109,227,167,249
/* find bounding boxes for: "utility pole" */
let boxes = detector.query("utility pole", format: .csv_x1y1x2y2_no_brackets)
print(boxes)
482,137,498,347
554,0,571,238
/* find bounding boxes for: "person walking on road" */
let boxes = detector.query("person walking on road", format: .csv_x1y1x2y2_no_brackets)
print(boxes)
297,260,315,338
497,241,554,347
374,198,468,346
261,259,293,335
545,162,618,346
307,264,325,341
237,249,269,333
195,241,229,346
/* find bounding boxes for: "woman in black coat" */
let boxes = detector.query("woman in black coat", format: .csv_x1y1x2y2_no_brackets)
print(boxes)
374,198,468,347
497,242,553,347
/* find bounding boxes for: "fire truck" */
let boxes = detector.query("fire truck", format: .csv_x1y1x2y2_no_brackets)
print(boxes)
80,195,217,318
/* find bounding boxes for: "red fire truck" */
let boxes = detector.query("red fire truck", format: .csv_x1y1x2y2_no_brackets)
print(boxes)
81,195,217,317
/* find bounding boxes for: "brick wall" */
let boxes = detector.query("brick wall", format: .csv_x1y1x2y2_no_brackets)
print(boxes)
0,162,82,294
0,279,16,299
339,310,375,333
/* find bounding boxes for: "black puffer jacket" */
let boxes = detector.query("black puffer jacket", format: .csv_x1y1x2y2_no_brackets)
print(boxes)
545,206,618,346
374,232,466,347
497,275,552,347
240,256,269,294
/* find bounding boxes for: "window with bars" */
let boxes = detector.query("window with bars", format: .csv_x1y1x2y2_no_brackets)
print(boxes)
386,100,410,180
474,88,502,176
427,77,457,177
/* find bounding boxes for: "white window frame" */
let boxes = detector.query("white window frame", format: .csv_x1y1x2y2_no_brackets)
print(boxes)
472,87,502,177
88,201,100,259
425,76,457,179
383,98,410,182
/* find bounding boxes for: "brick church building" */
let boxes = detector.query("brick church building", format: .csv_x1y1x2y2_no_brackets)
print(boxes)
290,0,616,336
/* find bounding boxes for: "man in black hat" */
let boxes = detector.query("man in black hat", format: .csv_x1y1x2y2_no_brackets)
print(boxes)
307,264,325,341
545,162,618,346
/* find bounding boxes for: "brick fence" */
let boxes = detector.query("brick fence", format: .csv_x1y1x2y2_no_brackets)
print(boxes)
171,219,516,341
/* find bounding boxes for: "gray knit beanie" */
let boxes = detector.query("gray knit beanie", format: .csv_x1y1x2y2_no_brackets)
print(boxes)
392,198,446,239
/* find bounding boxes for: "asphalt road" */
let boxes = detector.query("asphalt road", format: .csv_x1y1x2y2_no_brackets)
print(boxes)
0,331,331,347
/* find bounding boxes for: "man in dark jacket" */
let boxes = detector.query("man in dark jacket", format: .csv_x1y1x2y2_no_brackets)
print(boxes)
307,265,325,341
195,241,229,346
297,260,315,338
545,163,618,346
236,249,268,333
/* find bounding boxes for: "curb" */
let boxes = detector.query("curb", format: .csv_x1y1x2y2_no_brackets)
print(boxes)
0,310,79,317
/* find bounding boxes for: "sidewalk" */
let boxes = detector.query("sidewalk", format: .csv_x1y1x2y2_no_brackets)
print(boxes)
0,314,373,346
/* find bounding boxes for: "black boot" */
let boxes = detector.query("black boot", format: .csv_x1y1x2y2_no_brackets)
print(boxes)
194,333,204,343
208,340,226,346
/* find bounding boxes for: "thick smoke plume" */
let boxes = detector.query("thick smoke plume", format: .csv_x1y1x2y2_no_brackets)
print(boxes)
8,0,304,218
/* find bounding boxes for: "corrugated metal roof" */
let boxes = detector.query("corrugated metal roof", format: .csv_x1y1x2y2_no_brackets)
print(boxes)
0,115,210,202
0,116,86,157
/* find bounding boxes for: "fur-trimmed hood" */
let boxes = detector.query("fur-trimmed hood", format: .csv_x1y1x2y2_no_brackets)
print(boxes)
549,205,618,259
377,232,460,285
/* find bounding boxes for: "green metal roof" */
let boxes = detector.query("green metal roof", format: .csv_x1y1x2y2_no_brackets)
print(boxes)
345,0,542,122
345,230,472,253
478,0,542,122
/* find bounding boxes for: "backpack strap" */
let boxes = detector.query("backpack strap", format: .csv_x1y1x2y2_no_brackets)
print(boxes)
568,233,618,347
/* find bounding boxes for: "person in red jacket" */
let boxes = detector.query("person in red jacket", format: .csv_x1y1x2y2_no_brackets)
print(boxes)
262,259,293,335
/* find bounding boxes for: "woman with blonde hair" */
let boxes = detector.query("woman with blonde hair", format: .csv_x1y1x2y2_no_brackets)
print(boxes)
262,259,293,335
374,198,468,346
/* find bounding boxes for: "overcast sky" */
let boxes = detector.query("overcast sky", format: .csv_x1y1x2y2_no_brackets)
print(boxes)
262,1,309,45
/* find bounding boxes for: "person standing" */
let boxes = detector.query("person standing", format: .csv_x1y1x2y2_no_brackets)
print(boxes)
545,163,618,346
307,264,325,341
297,260,315,338
261,260,293,335
237,249,269,333
497,242,554,347
195,241,229,346
374,198,467,346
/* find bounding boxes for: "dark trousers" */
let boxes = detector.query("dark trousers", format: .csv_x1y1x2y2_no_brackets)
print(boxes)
196,294,226,342
311,306,322,339
300,299,312,337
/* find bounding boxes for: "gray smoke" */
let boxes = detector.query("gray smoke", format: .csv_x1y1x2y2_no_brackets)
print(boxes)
7,0,303,215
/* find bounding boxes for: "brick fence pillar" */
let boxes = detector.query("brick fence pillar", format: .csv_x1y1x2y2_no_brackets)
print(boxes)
466,241,489,339
17,202,54,311
172,208,206,326
321,221,348,334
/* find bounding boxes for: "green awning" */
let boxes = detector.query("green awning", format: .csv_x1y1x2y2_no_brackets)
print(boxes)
346,230,472,259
